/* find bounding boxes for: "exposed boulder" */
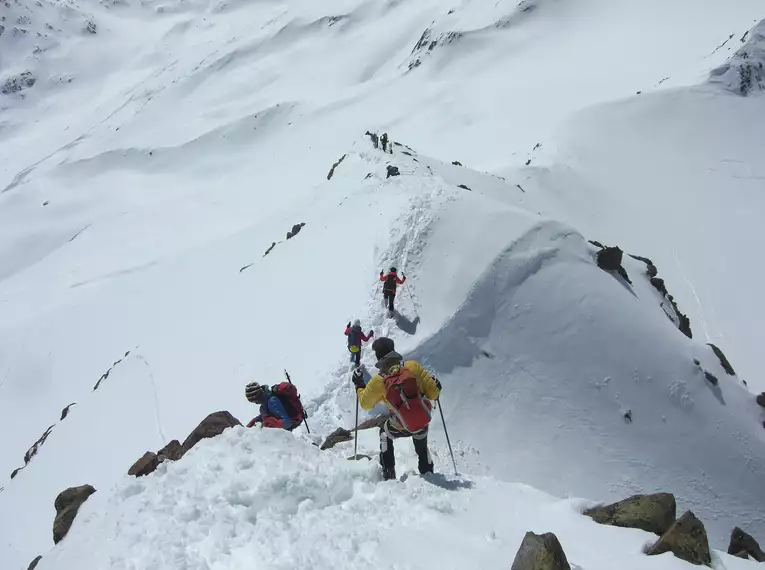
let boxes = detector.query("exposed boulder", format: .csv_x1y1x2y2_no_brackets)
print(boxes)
386,165,400,179
320,428,353,450
708,344,736,376
728,527,765,562
128,451,159,477
646,511,711,566
60,402,77,420
1,71,36,94
181,411,241,455
286,222,305,240
326,154,347,180
27,555,43,570
596,246,632,284
596,246,622,271
157,439,183,462
757,393,765,408
511,531,571,570
53,484,96,543
452,160,463,166
458,184,472,191
585,493,676,534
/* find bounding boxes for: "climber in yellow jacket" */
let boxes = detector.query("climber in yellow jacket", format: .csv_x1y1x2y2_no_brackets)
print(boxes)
353,336,441,480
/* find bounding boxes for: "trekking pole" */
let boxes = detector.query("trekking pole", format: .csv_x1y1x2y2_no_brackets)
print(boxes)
437,399,458,475
284,369,310,434
404,281,421,320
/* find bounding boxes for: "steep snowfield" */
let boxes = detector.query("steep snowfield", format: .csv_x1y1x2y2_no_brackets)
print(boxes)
2,0,765,566
30,427,758,570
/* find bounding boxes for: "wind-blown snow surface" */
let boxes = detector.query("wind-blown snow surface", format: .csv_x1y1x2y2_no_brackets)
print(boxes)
2,0,765,566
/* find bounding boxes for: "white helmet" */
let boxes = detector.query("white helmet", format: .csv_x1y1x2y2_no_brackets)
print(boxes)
353,319,361,327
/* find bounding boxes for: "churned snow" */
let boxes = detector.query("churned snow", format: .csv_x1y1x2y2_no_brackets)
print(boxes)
1,0,764,567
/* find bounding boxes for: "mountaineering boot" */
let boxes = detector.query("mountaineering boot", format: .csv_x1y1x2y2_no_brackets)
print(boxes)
382,466,397,481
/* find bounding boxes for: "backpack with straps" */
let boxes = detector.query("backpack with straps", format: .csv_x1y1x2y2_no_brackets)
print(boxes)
384,273,398,293
383,366,432,432
271,382,305,425
347,325,362,348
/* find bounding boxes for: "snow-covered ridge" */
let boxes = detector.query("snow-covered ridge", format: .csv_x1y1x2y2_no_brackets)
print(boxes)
709,19,765,95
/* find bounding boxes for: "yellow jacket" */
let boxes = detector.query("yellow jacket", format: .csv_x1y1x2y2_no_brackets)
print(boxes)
357,360,440,416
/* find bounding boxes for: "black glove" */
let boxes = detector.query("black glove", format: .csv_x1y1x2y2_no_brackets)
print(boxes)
352,369,365,390
369,330,374,337
434,377,442,391
347,322,351,328
380,270,384,276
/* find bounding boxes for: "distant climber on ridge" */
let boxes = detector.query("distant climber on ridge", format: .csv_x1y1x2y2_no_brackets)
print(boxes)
345,319,374,367
380,267,406,316
353,337,441,481
245,381,305,430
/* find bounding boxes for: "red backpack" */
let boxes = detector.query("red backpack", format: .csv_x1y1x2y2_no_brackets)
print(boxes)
271,382,305,426
383,366,432,432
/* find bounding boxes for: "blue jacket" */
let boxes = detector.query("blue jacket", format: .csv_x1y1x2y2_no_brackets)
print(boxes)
253,388,292,430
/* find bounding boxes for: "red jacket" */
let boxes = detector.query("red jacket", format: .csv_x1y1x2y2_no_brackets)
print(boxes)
345,327,372,343
380,272,406,289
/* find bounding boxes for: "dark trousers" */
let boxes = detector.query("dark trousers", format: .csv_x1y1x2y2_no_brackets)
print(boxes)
349,348,361,367
379,420,434,480
383,290,395,312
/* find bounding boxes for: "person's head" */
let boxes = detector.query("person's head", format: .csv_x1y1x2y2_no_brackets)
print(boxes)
353,319,361,328
389,266,397,273
245,382,267,404
372,337,400,372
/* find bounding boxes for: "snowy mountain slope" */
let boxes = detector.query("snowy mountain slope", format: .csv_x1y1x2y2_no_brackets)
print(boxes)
29,426,759,570
2,0,765,566
514,83,765,395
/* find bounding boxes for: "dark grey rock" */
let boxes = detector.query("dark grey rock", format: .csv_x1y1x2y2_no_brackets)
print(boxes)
511,531,571,570
53,484,96,543
646,511,711,566
728,527,765,562
585,493,676,535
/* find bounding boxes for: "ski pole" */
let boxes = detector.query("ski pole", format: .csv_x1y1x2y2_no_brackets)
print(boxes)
284,369,310,434
404,281,421,320
437,399,458,475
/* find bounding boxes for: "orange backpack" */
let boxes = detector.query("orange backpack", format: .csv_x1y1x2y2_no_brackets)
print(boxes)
383,366,432,432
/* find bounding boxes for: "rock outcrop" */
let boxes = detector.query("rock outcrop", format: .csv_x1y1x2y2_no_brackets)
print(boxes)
386,165,400,178
181,411,241,455
646,511,711,566
708,343,736,376
27,555,43,570
1,71,36,94
53,484,96,543
286,222,305,240
585,493,676,534
158,439,183,462
709,20,765,95
128,451,159,477
728,527,765,562
511,531,571,570
320,428,353,450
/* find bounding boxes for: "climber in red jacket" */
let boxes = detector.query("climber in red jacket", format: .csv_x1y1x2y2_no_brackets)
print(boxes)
380,267,406,315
